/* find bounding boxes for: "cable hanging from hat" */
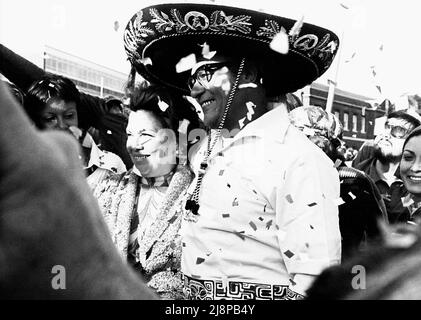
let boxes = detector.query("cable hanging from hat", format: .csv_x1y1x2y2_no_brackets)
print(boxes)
185,57,246,215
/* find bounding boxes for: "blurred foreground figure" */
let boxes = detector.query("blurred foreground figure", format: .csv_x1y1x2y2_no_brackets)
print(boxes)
0,81,155,299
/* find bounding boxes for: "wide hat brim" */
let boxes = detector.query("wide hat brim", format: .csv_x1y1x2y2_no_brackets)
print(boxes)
124,3,339,97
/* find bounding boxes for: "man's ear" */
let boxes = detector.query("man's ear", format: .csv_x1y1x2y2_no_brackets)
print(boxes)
240,64,259,84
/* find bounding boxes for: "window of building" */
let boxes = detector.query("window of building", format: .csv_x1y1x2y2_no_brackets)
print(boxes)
343,112,349,131
361,116,366,133
352,114,358,132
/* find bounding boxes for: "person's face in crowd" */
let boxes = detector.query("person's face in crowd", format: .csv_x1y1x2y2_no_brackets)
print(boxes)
400,135,421,201
126,110,176,177
189,61,234,128
40,99,78,132
374,117,414,162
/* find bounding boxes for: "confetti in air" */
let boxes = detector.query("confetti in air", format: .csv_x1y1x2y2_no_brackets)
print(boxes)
196,257,205,264
222,213,230,218
334,198,345,206
289,15,304,37
200,42,217,59
334,159,342,168
176,53,196,73
285,194,293,203
266,220,273,230
107,130,112,135
238,83,258,89
258,216,264,221
232,198,239,206
402,196,414,208
307,202,317,207
284,250,295,258
139,57,153,66
270,29,289,54
219,170,225,176
310,225,314,229
238,117,246,129
249,221,257,231
348,192,356,200
245,101,256,121
157,97,169,112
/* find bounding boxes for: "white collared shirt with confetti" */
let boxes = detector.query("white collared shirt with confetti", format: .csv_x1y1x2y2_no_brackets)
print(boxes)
180,107,341,297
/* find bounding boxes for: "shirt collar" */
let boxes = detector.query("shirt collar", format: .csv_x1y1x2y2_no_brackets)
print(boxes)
223,106,291,147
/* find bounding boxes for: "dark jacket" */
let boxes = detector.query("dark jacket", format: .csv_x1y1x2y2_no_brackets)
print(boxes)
337,165,388,262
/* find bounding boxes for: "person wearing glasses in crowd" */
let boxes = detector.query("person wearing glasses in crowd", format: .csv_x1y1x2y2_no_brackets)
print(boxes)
355,111,421,223
124,3,342,299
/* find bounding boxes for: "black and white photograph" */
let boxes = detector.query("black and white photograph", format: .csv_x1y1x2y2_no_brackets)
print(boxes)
1,0,421,309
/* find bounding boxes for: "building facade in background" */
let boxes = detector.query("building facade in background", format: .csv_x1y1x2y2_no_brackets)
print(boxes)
305,83,386,149
43,46,127,99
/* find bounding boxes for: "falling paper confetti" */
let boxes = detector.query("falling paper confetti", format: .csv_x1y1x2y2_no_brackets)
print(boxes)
219,170,224,176
200,42,217,60
402,196,414,208
266,220,273,230
264,204,267,212
238,83,258,89
176,53,196,73
270,29,289,54
139,57,153,66
348,192,356,200
289,15,304,37
227,183,231,188
310,225,314,230
232,198,239,206
196,257,205,264
284,250,295,258
168,215,178,224
334,159,342,168
158,97,169,112
245,101,257,121
258,217,264,221
107,130,112,135
285,194,293,204
334,198,345,206
249,221,257,231
222,213,230,218
308,202,317,207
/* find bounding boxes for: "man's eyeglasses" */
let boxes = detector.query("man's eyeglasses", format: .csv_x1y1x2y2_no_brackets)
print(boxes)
384,122,411,139
187,63,229,90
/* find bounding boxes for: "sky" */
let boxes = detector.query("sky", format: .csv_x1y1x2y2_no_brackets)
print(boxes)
1,0,421,102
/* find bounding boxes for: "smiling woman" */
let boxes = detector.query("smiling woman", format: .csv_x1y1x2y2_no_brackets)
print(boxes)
91,83,201,299
400,126,421,222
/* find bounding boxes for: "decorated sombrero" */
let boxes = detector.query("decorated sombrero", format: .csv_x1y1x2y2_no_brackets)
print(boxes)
124,3,339,97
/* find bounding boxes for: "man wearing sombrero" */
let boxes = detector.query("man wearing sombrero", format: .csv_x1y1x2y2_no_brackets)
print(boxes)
124,2,342,300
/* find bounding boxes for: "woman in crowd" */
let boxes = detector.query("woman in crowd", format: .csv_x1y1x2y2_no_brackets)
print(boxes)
23,74,127,179
91,83,201,299
398,126,421,222
0,43,132,169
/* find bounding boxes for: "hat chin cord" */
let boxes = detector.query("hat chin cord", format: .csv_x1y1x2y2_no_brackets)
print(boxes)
185,57,246,216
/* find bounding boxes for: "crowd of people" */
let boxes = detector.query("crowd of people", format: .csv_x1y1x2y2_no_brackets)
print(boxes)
2,2,421,300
